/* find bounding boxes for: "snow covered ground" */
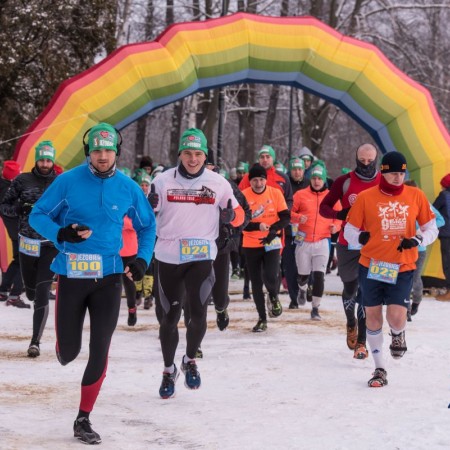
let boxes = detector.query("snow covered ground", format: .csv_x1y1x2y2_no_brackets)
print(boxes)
1,272,449,450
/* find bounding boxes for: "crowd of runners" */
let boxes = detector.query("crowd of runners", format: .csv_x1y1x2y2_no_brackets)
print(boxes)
1,123,449,445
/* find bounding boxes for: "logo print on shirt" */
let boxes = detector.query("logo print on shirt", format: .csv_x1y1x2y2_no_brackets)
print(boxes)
112,205,118,210
378,201,409,237
167,186,216,205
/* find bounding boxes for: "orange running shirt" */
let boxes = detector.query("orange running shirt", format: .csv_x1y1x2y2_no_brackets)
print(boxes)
242,186,288,248
346,185,435,271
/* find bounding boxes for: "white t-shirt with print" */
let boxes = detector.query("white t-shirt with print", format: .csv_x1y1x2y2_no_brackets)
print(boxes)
152,166,238,264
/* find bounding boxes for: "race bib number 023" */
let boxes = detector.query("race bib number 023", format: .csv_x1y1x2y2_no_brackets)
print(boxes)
367,259,400,285
66,253,103,279
180,239,211,262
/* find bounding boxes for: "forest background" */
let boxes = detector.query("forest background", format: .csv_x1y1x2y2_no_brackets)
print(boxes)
1,0,449,178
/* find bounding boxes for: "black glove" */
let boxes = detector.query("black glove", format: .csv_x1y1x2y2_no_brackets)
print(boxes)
259,232,277,246
148,184,159,209
336,208,350,221
126,258,147,281
397,236,422,252
57,224,86,243
358,231,370,245
22,203,33,215
220,199,235,224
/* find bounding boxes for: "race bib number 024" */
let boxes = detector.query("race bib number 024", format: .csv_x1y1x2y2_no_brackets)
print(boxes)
66,253,103,279
367,259,400,285
180,239,211,262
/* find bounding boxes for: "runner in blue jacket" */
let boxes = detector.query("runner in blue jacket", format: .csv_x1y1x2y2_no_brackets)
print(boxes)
29,123,156,445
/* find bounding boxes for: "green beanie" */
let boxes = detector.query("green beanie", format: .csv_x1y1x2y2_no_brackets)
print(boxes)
237,161,249,173
289,157,305,170
35,141,56,162
274,161,287,174
310,163,327,182
88,123,118,153
178,128,208,154
219,168,230,180
258,145,276,161
136,174,152,186
341,167,351,175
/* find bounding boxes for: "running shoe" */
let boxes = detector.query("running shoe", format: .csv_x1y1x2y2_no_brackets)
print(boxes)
181,358,201,390
231,269,240,280
297,289,307,306
5,296,30,309
159,365,179,399
252,319,267,332
368,368,388,388
390,331,407,359
288,301,299,309
216,308,229,331
73,417,101,445
353,342,369,360
144,295,153,310
27,341,40,358
310,307,321,321
0,291,8,302
411,302,420,316
127,308,137,326
346,324,358,350
267,294,282,318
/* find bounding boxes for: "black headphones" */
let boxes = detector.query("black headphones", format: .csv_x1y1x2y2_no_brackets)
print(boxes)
82,126,123,157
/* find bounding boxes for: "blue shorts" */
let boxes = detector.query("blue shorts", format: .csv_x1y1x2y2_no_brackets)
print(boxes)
358,264,413,308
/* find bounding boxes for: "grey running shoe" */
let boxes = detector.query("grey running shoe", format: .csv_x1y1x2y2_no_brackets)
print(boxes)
27,341,40,358
297,289,307,306
310,307,321,321
390,331,407,359
73,417,101,445
144,295,153,310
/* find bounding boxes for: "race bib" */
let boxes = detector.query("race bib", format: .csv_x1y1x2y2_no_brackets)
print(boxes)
19,235,41,257
367,259,400,285
348,243,362,250
290,223,299,236
294,231,306,246
264,236,282,252
66,253,103,279
180,239,211,262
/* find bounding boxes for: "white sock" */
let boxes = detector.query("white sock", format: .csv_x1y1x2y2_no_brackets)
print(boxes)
367,328,385,369
164,364,175,374
312,296,321,308
390,325,405,336
183,354,194,364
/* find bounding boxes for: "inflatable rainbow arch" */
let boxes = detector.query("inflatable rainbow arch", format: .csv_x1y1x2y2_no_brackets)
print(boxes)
3,12,450,278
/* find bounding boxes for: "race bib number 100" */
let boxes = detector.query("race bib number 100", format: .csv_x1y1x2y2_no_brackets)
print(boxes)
180,239,211,262
66,254,103,279
367,259,400,285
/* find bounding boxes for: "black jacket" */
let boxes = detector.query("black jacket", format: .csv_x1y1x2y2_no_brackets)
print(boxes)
0,167,56,241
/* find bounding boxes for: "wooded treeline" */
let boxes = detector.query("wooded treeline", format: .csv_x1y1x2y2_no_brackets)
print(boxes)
1,0,449,177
